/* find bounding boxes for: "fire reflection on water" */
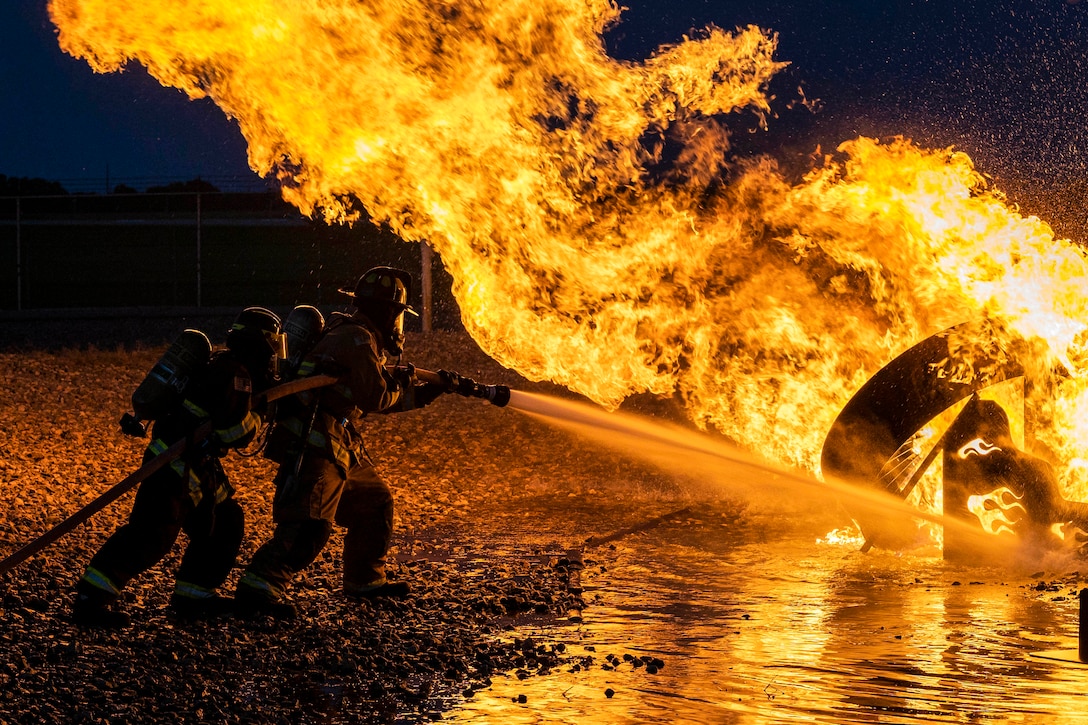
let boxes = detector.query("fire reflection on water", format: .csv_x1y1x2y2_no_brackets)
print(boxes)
441,390,1088,723
451,504,1088,724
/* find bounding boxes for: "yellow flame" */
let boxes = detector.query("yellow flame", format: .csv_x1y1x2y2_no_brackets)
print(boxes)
48,0,1088,498
1051,521,1088,543
816,525,865,547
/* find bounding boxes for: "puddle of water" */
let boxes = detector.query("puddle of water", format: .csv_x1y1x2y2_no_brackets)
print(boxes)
438,392,1088,723
448,507,1088,724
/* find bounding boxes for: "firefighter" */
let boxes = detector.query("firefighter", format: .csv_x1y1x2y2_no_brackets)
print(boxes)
234,267,447,619
71,307,285,628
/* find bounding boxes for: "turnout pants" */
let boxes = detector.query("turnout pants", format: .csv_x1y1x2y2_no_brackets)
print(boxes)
240,452,394,599
76,461,243,602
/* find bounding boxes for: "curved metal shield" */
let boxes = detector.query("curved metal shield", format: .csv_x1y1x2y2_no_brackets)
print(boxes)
821,319,1024,549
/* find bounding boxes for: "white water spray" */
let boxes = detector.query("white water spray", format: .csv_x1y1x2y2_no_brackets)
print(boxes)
504,389,1023,558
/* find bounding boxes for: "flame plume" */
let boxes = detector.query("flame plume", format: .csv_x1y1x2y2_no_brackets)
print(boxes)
49,1,1088,491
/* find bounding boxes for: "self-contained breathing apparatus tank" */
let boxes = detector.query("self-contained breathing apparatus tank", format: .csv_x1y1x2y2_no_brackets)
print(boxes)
120,329,212,437
282,305,325,377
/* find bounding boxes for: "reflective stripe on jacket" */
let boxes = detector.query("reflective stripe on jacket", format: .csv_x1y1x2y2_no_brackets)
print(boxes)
265,313,400,471
145,350,259,505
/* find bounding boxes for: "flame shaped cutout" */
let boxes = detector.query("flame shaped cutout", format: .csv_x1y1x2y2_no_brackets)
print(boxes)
47,1,1088,489
966,487,1026,537
957,437,1002,459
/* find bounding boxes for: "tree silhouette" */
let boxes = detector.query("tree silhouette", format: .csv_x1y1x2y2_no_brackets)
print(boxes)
0,175,68,196
146,178,221,194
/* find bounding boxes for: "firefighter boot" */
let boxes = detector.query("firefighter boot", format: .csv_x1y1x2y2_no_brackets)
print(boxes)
345,580,410,600
72,589,130,630
233,585,298,621
170,580,235,620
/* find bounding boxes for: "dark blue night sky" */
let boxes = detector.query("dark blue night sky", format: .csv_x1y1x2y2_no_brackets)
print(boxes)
3,1,1087,232
2,3,251,189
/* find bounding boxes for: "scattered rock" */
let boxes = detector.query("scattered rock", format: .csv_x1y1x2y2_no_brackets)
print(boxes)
0,331,685,723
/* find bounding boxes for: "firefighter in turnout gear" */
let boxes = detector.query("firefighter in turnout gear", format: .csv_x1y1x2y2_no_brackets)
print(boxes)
235,267,447,619
72,308,285,628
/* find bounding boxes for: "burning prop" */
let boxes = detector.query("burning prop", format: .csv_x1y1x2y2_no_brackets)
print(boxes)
822,320,1088,559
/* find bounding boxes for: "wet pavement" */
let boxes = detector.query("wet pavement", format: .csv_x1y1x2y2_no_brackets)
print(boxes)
4,344,1087,723
446,500,1088,724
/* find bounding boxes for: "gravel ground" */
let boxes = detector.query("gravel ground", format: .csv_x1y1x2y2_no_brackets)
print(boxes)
0,327,687,723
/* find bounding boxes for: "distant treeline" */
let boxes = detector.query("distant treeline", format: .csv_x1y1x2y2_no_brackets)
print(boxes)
0,175,70,197
0,174,235,197
0,175,328,227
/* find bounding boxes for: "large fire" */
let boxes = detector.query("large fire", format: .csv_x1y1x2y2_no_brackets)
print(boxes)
48,1,1088,504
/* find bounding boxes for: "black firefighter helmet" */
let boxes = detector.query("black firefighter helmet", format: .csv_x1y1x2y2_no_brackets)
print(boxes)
226,306,286,385
340,266,418,356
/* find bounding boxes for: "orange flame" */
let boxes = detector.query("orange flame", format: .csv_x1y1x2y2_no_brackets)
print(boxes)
47,1,1088,499
816,526,866,547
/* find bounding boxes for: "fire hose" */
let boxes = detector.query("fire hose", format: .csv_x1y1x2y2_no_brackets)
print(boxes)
0,374,339,578
392,365,511,408
0,366,510,577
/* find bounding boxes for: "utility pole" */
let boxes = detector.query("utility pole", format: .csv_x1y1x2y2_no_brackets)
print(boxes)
420,241,433,332
15,197,21,311
195,193,202,308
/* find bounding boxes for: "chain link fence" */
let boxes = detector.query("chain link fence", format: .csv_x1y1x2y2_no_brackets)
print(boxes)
0,191,459,330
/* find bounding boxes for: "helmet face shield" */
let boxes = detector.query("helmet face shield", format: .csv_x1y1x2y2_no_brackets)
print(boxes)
388,310,406,356
268,330,288,366
339,267,416,356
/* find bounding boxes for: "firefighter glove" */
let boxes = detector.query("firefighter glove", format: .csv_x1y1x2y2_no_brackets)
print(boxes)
437,369,459,392
413,382,447,408
443,370,479,397
391,364,416,391
195,432,223,459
